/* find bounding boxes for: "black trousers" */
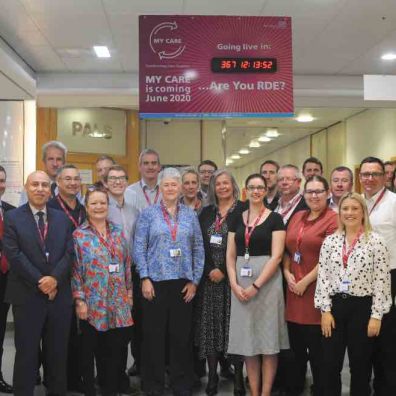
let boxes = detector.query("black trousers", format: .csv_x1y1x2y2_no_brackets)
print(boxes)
67,310,82,388
142,279,194,394
372,269,396,396
0,273,9,377
287,322,324,396
131,265,143,370
13,295,72,396
323,294,373,396
80,320,131,396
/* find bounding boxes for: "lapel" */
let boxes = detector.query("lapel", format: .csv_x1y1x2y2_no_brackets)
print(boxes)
23,204,47,257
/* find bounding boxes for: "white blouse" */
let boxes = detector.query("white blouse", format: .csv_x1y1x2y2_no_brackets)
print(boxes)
315,231,392,319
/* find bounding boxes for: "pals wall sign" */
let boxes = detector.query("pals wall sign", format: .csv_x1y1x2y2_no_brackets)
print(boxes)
139,15,293,119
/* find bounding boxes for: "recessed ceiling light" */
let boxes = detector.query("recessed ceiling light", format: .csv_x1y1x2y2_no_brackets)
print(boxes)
266,129,279,138
249,140,261,148
226,158,234,166
239,148,250,155
93,46,111,58
381,52,396,61
231,154,241,159
296,114,314,122
258,136,271,143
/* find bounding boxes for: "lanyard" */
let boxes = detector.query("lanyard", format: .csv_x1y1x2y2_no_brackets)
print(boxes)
56,196,82,228
90,222,116,258
36,222,48,246
141,181,160,206
368,188,386,215
244,207,266,252
161,200,179,242
295,210,326,253
342,230,362,268
278,193,302,218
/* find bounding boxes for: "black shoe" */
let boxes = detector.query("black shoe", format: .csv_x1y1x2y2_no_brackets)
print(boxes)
0,377,13,394
128,362,140,377
205,373,218,396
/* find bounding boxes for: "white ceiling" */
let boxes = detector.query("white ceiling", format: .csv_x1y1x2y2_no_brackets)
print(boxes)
0,0,395,75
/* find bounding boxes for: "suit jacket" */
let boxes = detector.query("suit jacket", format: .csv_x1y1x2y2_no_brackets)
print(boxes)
3,203,74,305
0,201,15,257
285,196,309,228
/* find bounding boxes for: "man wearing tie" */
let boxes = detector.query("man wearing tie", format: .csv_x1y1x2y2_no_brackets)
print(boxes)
4,170,74,396
0,165,15,393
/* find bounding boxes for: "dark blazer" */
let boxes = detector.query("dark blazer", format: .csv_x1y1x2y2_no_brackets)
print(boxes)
285,196,309,228
3,203,74,305
0,201,15,256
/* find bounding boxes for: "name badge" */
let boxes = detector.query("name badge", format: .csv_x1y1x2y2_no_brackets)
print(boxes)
293,252,301,264
240,267,253,277
340,277,351,292
210,235,222,245
109,264,120,273
170,248,182,258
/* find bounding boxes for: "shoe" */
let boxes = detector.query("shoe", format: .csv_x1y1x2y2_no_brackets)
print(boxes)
128,363,140,377
205,373,218,396
0,377,13,393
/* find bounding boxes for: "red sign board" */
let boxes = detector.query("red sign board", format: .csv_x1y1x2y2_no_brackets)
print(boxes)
139,15,293,118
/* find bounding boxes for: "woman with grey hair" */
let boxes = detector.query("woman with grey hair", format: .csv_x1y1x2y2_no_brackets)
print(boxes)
133,167,205,396
195,169,246,395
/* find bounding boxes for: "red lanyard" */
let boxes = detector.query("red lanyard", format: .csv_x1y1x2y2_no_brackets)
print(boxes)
141,182,160,205
295,210,326,252
244,207,266,252
56,196,82,228
342,230,362,268
368,188,386,215
161,200,179,242
90,222,116,258
36,222,48,245
278,194,302,218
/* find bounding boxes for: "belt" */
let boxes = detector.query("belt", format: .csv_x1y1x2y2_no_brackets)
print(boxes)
333,293,372,300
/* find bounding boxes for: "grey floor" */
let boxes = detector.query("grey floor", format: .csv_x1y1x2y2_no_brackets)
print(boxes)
1,330,351,395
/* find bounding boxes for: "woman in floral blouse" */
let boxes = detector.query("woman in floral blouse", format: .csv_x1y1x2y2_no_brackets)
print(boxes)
315,192,391,396
72,185,133,396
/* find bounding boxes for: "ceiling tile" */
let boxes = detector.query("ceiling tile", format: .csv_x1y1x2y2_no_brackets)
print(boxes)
102,0,184,15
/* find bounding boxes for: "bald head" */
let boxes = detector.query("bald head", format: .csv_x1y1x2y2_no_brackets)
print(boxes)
25,171,51,209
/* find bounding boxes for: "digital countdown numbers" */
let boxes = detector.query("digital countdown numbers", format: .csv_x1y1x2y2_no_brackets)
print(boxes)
211,57,277,73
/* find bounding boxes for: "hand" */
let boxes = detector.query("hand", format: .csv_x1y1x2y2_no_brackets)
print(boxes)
293,279,308,296
284,270,296,292
142,279,155,301
127,292,133,307
48,289,57,301
182,282,197,303
367,318,381,337
38,276,58,294
75,300,88,320
243,285,258,301
231,284,247,302
208,269,225,283
321,312,335,337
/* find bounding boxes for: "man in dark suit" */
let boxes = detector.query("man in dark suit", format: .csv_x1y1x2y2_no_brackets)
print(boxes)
0,165,15,393
4,170,74,396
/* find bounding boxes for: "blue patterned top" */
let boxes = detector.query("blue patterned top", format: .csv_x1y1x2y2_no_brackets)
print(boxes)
72,221,133,331
133,202,204,284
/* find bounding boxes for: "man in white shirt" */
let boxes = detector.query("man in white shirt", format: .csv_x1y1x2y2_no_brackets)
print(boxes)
329,166,354,212
127,148,162,210
360,156,396,396
275,164,308,227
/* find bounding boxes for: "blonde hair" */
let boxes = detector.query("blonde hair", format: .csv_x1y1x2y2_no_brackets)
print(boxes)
337,192,372,238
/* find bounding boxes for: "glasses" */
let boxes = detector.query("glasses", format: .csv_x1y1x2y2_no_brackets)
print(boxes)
107,176,128,183
199,170,215,175
246,185,267,192
60,177,81,182
304,189,326,196
360,172,384,179
279,177,297,182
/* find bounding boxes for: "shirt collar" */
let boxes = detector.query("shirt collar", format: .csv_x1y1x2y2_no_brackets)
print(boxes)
29,203,47,216
365,187,386,202
108,193,124,208
140,178,159,191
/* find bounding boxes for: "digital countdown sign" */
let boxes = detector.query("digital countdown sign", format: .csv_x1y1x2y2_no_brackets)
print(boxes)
139,16,293,118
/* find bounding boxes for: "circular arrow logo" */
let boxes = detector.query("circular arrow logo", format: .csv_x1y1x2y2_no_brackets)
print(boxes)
149,21,186,60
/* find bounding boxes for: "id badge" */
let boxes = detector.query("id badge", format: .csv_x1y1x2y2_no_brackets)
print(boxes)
170,248,182,258
109,263,120,273
240,266,253,277
210,234,222,245
293,251,301,264
340,277,351,292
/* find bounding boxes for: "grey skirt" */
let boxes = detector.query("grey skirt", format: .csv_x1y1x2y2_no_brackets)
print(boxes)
227,255,289,356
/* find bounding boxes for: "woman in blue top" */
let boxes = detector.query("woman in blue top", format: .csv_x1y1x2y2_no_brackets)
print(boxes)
133,167,205,396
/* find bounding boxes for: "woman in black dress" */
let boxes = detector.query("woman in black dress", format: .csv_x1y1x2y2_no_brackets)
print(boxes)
195,169,245,396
